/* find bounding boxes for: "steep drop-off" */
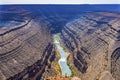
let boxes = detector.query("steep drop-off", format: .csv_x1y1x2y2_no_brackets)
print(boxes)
111,47,120,80
61,11,120,80
1,6,120,80
0,9,56,80
0,6,79,79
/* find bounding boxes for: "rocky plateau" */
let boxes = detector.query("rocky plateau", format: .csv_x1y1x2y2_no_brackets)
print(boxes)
0,6,120,80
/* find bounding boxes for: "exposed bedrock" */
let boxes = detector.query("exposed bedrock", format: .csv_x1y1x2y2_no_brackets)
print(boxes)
0,7,78,80
61,11,120,80
0,11,56,80
111,47,120,80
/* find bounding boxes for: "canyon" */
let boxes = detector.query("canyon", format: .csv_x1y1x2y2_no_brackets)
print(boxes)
61,11,120,80
0,5,120,80
0,9,56,80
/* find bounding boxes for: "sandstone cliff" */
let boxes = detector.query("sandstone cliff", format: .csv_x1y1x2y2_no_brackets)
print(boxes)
1,6,120,80
0,9,56,80
0,6,77,79
61,11,120,80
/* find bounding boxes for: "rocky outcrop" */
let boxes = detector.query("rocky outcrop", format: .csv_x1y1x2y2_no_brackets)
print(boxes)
1,6,120,80
0,10,56,80
61,11,120,80
111,47,120,80
0,6,78,80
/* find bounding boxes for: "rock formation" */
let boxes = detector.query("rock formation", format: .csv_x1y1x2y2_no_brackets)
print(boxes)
0,6,120,80
0,9,56,80
111,47,120,80
61,11,120,80
0,6,76,79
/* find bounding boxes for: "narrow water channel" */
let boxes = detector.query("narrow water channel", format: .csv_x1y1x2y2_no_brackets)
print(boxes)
53,34,72,77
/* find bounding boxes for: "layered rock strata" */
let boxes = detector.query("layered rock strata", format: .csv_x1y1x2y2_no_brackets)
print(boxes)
111,47,120,80
61,11,120,80
0,11,55,80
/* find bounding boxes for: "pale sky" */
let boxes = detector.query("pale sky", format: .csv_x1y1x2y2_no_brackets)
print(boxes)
0,0,120,4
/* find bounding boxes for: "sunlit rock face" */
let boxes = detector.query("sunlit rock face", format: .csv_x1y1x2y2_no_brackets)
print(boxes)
0,8,56,80
61,11,120,80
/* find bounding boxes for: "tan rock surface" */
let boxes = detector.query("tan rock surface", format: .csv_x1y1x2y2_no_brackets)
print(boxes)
99,71,114,80
61,11,120,80
0,10,55,80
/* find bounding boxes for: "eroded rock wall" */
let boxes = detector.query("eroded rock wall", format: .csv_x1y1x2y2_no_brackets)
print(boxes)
111,47,120,80
61,12,120,80
0,10,56,80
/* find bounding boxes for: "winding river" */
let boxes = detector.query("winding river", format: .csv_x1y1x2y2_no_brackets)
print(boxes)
53,34,72,76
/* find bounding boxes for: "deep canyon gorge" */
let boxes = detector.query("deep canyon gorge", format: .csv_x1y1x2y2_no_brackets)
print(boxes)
0,5,120,80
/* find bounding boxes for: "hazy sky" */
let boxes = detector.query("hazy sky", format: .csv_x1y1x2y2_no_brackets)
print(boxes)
0,0,120,4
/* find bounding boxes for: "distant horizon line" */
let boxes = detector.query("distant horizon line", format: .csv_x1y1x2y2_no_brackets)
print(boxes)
0,4,120,5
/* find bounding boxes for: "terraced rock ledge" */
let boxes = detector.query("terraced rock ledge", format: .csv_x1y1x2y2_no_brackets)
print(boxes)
61,11,120,80
0,10,120,80
0,12,56,79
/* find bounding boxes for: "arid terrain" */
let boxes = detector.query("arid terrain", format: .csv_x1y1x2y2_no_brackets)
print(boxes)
61,11,120,80
0,5,120,80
